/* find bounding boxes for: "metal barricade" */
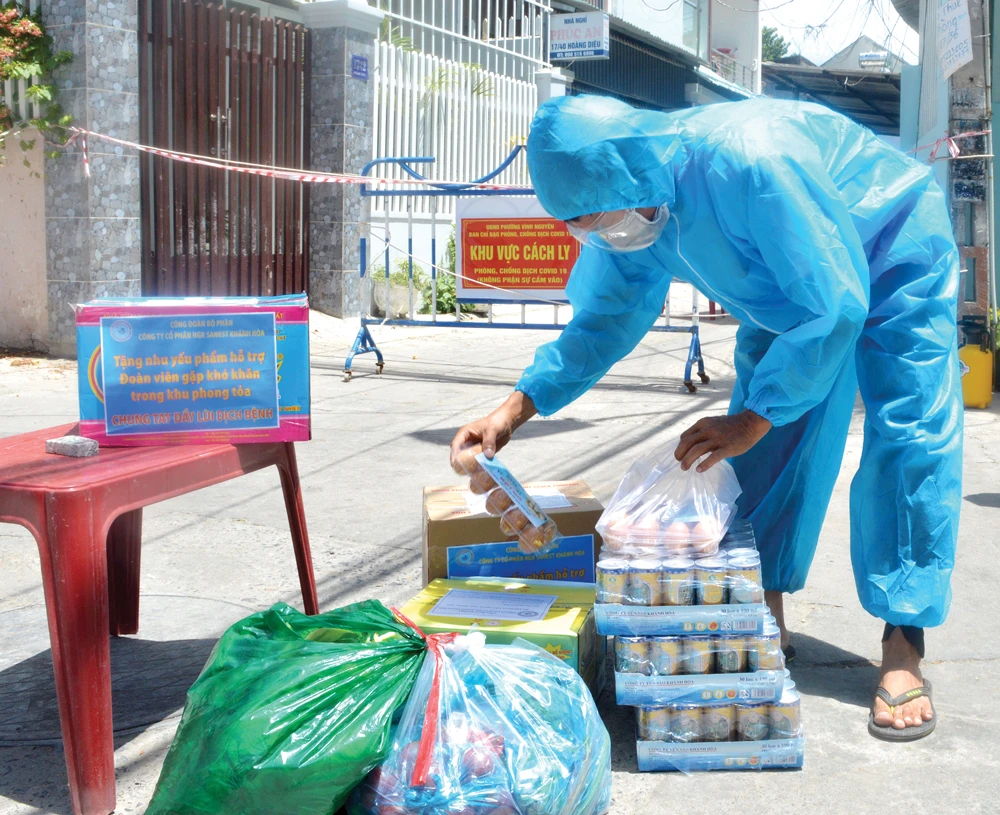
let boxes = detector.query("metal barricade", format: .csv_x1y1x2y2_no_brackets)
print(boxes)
345,149,710,392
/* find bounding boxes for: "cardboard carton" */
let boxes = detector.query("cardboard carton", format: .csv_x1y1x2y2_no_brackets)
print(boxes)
422,480,604,585
399,576,607,699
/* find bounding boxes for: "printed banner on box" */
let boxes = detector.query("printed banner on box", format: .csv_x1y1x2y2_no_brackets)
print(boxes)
456,197,580,303
99,312,279,435
637,738,805,772
447,534,596,583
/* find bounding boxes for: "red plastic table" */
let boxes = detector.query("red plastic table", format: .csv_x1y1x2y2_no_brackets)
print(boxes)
0,424,318,815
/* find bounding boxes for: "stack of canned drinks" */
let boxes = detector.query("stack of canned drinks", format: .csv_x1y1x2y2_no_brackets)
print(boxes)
599,521,805,771
597,521,764,607
636,677,802,744
614,621,783,676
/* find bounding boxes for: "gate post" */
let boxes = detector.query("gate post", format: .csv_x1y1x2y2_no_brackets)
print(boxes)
300,0,384,318
40,1,141,356
535,67,575,104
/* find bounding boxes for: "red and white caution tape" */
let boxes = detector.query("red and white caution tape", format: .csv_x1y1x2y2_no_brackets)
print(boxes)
62,126,532,191
910,129,991,163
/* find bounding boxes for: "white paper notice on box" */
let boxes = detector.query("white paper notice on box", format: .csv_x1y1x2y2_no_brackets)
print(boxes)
428,588,557,622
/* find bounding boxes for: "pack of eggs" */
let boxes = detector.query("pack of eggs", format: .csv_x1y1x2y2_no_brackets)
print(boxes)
452,443,559,555
599,510,723,555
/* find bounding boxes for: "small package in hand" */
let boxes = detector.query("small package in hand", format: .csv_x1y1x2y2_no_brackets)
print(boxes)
452,444,560,554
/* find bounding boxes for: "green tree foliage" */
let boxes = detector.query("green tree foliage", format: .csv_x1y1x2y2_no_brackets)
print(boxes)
762,26,790,62
0,1,73,167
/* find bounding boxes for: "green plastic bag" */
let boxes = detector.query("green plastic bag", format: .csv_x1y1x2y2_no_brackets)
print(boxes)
146,600,427,815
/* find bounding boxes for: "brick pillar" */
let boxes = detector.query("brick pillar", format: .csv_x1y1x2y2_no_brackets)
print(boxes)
41,0,140,356
300,0,383,318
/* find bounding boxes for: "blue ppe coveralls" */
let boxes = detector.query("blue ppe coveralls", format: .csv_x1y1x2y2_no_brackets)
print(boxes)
517,96,962,627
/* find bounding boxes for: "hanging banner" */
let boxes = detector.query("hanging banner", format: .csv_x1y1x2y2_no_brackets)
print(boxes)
550,12,611,61
938,0,974,80
456,197,580,303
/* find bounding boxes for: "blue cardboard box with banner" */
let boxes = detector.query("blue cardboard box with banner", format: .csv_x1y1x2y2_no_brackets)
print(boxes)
75,294,310,446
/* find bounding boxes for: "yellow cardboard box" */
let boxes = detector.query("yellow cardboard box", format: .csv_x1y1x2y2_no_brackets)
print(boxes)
399,576,607,699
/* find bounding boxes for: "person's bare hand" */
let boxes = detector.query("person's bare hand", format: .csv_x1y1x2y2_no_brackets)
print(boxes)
674,411,771,472
450,391,537,465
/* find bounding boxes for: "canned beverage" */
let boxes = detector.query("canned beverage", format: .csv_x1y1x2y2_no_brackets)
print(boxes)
736,703,770,741
596,558,630,604
670,704,702,743
694,557,729,605
750,623,784,671
701,705,736,742
728,560,764,604
713,635,746,673
658,557,695,606
614,636,651,675
648,636,683,676
768,689,802,739
682,636,715,674
637,706,672,741
725,547,759,562
626,558,662,606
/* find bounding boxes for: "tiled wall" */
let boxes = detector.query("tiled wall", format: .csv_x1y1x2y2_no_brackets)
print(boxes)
308,27,375,317
42,0,140,355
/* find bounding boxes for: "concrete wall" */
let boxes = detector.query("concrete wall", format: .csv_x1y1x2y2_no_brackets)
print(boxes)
0,132,49,351
710,0,761,93
608,0,705,57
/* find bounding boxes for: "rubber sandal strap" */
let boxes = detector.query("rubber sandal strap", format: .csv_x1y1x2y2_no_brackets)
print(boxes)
874,684,932,710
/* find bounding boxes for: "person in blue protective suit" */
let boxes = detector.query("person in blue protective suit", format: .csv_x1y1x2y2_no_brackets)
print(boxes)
450,95,963,741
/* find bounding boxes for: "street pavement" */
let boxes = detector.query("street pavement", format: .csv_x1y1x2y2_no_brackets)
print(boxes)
0,306,997,814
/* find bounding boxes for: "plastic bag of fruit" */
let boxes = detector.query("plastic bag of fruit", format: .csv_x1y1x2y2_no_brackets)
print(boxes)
348,628,611,815
596,435,742,556
145,601,427,815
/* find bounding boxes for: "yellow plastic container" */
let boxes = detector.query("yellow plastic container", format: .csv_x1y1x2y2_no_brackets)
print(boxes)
960,343,994,408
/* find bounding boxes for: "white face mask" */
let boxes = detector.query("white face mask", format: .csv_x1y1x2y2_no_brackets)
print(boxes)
566,205,669,253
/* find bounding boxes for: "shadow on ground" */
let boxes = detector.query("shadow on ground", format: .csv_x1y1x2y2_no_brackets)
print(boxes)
787,632,878,710
0,637,215,814
964,492,1000,508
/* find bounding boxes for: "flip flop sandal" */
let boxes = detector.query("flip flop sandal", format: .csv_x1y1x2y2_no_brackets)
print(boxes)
868,679,936,742
782,645,797,664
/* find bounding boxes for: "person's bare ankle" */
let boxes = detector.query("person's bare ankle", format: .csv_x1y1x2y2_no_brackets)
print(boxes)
881,627,921,670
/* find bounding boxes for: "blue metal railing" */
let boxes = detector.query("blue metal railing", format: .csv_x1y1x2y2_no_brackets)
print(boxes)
344,150,708,392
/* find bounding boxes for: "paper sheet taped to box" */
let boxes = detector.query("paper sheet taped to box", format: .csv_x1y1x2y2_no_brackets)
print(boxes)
429,588,558,622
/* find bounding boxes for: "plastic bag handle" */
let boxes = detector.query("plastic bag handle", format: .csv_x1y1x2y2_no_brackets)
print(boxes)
391,608,459,788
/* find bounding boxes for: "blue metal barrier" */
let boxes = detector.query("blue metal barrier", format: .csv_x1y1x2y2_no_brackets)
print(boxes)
345,149,709,392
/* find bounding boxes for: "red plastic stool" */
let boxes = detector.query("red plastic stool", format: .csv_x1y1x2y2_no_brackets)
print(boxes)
0,424,318,815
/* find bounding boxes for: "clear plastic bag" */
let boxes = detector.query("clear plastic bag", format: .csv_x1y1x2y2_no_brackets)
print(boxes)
596,436,742,556
349,631,612,815
452,443,561,554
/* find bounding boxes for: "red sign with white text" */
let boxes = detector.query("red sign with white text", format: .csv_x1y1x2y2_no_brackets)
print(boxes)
460,217,580,292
